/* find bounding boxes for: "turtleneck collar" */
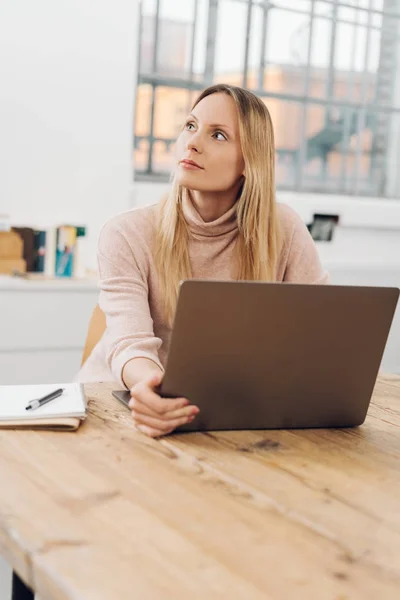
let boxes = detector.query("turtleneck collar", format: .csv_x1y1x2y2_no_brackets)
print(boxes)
182,192,238,238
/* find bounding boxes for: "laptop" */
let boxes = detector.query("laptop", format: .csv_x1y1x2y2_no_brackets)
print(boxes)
113,280,399,432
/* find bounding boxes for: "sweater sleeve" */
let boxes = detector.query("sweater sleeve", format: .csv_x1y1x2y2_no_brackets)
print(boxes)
97,218,164,388
283,210,330,285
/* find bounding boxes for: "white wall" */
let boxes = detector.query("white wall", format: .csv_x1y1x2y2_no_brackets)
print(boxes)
0,0,139,272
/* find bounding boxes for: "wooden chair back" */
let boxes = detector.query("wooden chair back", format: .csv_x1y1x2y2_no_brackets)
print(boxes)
81,304,106,366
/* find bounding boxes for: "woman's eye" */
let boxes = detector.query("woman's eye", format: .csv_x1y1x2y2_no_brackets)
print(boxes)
214,131,226,141
185,122,195,130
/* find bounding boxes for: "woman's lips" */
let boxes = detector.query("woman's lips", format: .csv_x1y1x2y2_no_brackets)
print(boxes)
180,159,203,170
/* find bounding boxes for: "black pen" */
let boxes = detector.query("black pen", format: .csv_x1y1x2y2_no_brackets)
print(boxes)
25,388,65,411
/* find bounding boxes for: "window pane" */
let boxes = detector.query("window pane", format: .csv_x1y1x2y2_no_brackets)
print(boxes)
134,84,153,174
300,103,326,188
142,0,157,16
152,87,192,174
135,0,400,198
159,0,193,23
135,84,153,137
337,5,358,24
214,0,248,83
158,0,195,76
265,8,315,96
334,21,358,74
372,10,383,30
308,17,335,99
372,0,384,11
386,112,400,197
140,0,157,73
192,0,209,80
140,0,195,76
245,3,264,90
134,138,150,173
267,99,302,189
152,139,175,174
271,0,311,12
346,137,373,196
153,87,189,139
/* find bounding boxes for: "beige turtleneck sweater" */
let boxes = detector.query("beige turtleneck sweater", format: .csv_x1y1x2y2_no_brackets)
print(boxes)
76,197,329,386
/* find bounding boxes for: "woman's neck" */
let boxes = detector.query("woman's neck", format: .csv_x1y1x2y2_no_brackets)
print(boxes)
189,182,243,223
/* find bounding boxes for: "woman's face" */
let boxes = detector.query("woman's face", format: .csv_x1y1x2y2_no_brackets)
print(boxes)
175,93,245,192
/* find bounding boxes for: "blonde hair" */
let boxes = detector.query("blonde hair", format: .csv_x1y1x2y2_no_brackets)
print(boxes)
154,84,281,325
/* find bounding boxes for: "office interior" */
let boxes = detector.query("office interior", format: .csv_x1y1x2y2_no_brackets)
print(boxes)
2,1,399,387
1,0,400,596
6,0,400,391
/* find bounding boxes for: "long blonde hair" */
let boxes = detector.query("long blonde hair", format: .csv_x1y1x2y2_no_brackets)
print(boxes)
154,84,281,325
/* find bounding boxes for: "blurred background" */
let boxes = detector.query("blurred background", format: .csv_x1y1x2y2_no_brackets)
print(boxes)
135,0,400,198
0,0,399,387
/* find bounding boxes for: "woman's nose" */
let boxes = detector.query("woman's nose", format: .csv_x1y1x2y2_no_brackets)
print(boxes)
187,132,202,153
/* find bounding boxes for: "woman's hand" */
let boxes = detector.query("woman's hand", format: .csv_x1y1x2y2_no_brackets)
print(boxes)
128,372,199,438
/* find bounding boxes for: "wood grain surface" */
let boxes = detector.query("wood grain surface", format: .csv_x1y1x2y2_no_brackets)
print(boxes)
1,375,400,599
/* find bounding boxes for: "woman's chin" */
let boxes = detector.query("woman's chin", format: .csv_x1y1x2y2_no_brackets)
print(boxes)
175,170,202,188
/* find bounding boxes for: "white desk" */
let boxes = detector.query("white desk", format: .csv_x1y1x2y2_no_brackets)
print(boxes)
0,276,99,384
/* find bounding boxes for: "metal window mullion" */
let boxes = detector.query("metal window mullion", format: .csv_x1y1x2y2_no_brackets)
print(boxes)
231,0,400,27
243,0,253,88
134,2,144,179
188,0,199,84
339,0,361,192
326,0,339,106
147,85,157,174
139,72,400,113
186,0,200,113
320,0,340,182
148,0,161,175
258,1,270,90
137,1,144,76
152,0,161,74
295,0,317,189
248,0,394,30
353,0,374,195
204,0,219,85
302,0,400,19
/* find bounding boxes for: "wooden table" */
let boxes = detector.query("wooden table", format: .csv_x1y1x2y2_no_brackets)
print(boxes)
1,375,400,600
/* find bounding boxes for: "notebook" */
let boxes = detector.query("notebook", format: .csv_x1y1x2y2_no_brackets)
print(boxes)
0,383,87,431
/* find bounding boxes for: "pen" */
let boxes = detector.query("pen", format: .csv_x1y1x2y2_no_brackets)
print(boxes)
25,388,65,411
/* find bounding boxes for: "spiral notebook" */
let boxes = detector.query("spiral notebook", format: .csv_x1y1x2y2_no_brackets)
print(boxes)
0,383,87,431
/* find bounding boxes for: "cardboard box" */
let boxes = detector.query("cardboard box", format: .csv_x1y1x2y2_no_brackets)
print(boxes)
0,231,24,259
0,258,27,275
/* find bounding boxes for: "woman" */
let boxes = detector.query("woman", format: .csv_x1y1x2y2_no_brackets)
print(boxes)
77,84,329,437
